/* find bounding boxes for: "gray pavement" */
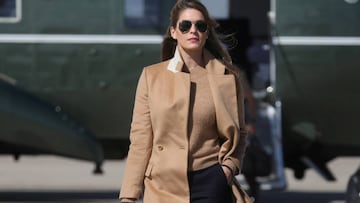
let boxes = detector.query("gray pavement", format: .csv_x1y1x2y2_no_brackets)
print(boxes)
0,156,359,203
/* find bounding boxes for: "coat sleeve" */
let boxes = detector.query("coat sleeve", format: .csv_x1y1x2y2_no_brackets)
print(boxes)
221,74,248,175
119,68,153,200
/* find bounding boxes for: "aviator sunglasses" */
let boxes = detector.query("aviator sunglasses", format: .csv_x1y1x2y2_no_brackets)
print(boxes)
178,20,208,33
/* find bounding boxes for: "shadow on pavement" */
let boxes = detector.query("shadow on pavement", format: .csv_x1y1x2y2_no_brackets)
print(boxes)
0,190,119,202
258,191,345,203
0,190,345,203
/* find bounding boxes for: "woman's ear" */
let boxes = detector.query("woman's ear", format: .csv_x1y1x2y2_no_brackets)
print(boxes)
170,26,177,40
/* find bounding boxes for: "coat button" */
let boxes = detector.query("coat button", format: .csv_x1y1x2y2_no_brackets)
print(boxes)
158,146,164,151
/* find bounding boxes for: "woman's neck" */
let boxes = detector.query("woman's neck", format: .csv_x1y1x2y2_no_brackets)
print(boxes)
179,47,204,70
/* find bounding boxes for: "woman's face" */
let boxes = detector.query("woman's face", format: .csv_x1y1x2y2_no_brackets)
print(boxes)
171,8,208,53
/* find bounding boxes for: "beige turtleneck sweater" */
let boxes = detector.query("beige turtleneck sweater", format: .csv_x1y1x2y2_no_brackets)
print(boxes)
187,65,220,171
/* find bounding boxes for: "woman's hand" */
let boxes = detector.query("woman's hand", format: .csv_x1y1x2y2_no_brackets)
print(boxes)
221,165,234,185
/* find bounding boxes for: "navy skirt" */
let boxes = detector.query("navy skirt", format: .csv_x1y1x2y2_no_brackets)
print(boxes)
188,163,232,203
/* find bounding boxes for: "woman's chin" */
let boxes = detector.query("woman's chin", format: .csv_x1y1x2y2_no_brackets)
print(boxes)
182,44,203,52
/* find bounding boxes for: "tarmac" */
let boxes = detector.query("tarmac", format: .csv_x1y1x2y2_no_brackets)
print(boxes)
0,155,359,203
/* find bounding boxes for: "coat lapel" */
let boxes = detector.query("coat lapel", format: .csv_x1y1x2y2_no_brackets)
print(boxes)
164,48,191,141
205,52,240,130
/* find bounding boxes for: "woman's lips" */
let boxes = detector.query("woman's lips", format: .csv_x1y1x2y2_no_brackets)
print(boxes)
188,38,199,42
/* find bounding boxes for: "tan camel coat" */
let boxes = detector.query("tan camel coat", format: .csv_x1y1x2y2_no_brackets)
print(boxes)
119,49,249,203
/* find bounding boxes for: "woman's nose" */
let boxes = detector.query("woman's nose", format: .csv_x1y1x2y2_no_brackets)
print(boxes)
189,24,197,33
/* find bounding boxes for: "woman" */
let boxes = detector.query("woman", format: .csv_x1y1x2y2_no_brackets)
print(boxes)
119,1,249,202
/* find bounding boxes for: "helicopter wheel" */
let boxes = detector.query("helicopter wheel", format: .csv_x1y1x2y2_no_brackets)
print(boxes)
346,166,360,203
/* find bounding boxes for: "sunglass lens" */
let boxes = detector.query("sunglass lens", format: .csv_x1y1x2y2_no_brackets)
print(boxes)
179,21,192,33
196,21,207,33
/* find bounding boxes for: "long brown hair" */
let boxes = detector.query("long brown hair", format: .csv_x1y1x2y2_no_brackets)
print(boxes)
161,0,239,76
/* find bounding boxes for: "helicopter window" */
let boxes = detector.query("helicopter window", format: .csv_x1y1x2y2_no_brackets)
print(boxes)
124,0,160,27
0,0,21,23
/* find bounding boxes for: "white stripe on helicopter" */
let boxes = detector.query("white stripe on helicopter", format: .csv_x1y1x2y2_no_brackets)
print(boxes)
0,34,163,44
273,36,360,46
0,34,360,46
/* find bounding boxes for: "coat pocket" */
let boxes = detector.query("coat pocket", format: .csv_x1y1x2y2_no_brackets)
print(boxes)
145,164,153,179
